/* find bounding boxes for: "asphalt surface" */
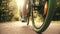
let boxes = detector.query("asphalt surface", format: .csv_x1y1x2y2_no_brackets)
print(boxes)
0,21,60,34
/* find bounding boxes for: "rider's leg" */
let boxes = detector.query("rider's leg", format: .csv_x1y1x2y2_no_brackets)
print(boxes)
21,5,27,22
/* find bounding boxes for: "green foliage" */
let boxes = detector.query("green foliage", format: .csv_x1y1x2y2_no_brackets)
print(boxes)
0,0,14,22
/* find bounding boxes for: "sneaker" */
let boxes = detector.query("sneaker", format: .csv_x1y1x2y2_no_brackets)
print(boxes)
21,16,27,22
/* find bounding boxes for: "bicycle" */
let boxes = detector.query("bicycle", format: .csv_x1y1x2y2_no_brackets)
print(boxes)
20,0,56,34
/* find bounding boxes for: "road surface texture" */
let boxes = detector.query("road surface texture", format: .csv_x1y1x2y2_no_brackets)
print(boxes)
0,21,60,34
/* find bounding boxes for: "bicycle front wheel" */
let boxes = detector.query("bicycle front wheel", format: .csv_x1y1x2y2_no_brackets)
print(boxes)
32,0,56,33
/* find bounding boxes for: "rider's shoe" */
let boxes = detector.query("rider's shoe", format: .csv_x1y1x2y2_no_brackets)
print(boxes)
21,16,27,22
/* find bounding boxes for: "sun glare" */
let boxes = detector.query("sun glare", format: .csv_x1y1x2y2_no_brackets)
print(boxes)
15,0,25,10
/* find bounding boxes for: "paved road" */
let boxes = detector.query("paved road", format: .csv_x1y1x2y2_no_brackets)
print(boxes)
0,21,60,34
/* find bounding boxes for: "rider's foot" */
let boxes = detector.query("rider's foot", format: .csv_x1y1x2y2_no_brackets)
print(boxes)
21,16,27,22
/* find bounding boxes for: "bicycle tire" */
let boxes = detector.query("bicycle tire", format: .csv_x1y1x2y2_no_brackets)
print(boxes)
31,0,56,33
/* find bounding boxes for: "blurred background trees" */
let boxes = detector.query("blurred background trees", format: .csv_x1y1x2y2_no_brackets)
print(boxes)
0,0,20,22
